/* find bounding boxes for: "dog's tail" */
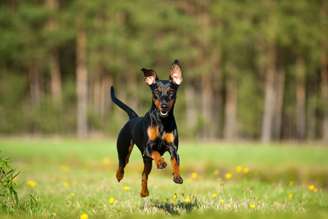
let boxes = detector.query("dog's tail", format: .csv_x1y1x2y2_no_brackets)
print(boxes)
110,86,138,120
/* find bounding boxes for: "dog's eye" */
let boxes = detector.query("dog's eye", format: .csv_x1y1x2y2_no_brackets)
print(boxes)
168,90,175,96
153,90,160,96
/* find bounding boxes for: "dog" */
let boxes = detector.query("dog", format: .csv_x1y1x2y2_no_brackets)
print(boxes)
110,59,183,197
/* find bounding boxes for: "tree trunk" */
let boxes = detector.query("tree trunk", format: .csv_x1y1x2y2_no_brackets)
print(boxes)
29,64,42,106
295,57,306,140
201,73,215,139
211,53,222,138
320,1,328,142
50,52,62,104
321,52,328,142
261,44,276,143
76,25,88,138
92,73,101,114
224,64,238,140
46,0,62,104
100,74,111,119
272,69,285,140
185,82,197,134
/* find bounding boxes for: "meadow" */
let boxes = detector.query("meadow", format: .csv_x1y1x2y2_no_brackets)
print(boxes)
0,137,328,219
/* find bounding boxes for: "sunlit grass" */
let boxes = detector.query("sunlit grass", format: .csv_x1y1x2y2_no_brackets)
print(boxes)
0,137,328,218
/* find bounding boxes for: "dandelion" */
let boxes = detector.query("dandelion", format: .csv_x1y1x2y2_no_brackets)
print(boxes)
213,170,220,176
60,165,70,173
68,192,75,197
219,199,225,205
102,157,110,165
191,172,198,180
288,192,293,200
235,165,243,173
171,193,178,203
184,195,191,203
249,203,256,209
242,167,249,174
26,179,37,188
63,181,70,188
211,192,218,199
224,172,232,180
123,185,130,191
108,196,117,205
80,213,88,219
308,184,318,192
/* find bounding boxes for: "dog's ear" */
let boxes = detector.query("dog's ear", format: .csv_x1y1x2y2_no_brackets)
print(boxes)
141,68,158,85
169,59,183,85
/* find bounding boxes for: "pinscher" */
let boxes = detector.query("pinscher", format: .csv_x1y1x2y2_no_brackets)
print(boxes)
110,59,183,197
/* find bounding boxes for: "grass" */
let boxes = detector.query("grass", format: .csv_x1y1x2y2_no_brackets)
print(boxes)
0,137,327,218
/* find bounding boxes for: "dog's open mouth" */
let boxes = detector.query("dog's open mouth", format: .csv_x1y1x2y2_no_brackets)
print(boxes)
159,110,169,117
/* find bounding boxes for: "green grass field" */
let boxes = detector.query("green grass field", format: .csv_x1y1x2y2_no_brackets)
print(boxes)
0,137,328,219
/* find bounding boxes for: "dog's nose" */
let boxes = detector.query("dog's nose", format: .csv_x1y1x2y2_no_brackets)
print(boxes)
161,103,168,109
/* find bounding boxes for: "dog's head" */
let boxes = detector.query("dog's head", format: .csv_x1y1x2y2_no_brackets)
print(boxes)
141,60,183,118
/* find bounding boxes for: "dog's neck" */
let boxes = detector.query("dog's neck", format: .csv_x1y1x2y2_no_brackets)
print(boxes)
150,105,175,131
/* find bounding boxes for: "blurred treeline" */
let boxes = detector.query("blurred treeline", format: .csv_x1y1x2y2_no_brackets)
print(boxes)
0,0,327,142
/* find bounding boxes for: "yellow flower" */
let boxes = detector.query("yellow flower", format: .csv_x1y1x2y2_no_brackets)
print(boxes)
108,196,117,205
26,179,37,188
219,199,225,205
191,172,198,180
184,195,191,203
213,170,220,176
123,186,130,191
63,181,70,188
224,172,232,180
235,165,243,173
102,157,110,165
211,192,218,199
288,192,293,200
80,213,88,219
249,203,256,209
69,192,75,197
308,184,318,192
242,167,249,174
171,193,177,203
60,165,70,173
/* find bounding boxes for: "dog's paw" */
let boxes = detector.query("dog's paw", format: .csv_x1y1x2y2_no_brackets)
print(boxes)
140,189,149,197
157,159,167,169
116,168,124,182
173,175,183,184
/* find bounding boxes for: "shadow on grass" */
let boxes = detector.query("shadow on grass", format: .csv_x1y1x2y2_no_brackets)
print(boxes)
146,198,199,215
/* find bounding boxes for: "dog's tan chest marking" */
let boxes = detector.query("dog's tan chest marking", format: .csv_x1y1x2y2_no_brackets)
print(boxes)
147,126,159,141
162,132,174,143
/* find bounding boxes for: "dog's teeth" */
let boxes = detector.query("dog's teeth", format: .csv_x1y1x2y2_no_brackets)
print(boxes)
160,111,168,116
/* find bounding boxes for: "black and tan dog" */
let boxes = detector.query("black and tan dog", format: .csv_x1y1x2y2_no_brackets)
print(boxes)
110,60,183,197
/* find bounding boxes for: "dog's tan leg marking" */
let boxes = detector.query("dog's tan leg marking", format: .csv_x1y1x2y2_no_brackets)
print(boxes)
151,150,167,169
171,157,183,184
140,161,152,197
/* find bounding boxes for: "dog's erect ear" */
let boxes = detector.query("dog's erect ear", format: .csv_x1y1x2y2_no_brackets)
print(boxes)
169,59,183,85
141,68,157,85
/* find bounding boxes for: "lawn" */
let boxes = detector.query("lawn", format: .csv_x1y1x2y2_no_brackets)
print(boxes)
0,137,328,219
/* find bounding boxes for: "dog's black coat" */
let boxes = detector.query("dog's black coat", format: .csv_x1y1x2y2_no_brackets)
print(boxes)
111,60,183,197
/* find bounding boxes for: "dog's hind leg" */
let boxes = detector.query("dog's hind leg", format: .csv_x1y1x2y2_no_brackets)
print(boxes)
140,157,152,197
116,127,134,182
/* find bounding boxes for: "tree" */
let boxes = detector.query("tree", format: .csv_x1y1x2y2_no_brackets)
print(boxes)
45,0,62,104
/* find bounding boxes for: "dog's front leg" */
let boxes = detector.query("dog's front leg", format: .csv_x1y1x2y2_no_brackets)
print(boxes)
168,145,183,184
144,126,159,158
